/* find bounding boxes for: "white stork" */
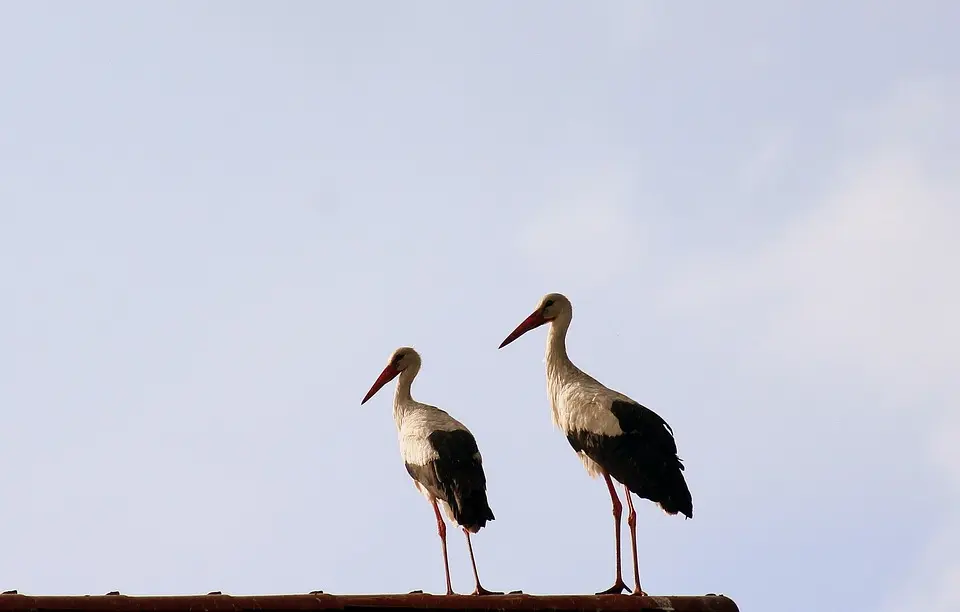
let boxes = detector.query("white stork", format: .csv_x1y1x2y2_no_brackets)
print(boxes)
360,347,500,596
498,293,693,596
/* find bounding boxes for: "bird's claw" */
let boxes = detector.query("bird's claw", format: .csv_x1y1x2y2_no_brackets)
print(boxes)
407,590,423,594
471,586,503,596
596,580,631,595
631,589,649,597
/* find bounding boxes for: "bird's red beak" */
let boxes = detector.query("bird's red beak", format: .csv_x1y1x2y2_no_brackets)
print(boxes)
361,364,401,405
499,310,549,349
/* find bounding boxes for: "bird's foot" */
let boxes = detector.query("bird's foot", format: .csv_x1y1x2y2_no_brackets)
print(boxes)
407,590,423,595
631,588,649,597
471,585,503,596
596,580,631,595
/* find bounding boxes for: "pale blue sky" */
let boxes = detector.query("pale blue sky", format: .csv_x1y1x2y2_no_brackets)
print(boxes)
1,3,957,612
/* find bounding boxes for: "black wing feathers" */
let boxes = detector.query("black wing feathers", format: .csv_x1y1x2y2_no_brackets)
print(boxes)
405,429,495,532
609,400,680,461
567,399,693,518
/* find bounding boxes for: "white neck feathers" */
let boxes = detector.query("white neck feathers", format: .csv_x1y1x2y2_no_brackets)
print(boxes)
392,363,421,426
545,310,578,379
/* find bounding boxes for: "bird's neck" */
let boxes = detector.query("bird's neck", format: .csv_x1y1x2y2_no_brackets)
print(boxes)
543,313,581,428
545,312,574,375
392,365,419,424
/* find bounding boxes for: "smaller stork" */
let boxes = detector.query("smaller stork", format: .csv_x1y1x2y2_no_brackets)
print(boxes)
361,347,500,596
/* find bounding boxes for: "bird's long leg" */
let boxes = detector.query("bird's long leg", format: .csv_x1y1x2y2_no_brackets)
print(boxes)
623,485,647,596
463,529,503,596
431,499,454,596
596,472,631,595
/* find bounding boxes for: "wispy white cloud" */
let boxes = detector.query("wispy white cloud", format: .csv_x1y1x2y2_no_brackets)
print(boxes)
656,78,960,611
661,80,959,386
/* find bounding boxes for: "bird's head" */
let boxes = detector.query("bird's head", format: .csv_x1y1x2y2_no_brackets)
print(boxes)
499,292,571,349
361,346,421,405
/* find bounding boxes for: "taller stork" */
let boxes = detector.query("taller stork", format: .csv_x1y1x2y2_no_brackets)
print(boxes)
498,293,693,596
361,347,500,596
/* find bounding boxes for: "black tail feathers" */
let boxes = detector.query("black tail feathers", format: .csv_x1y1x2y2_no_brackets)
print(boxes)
658,490,694,519
451,489,496,532
657,470,694,519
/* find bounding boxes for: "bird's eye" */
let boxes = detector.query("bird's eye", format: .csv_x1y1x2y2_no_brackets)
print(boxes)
543,299,555,309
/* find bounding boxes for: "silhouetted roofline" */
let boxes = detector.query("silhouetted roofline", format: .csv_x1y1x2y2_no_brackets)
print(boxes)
0,591,739,611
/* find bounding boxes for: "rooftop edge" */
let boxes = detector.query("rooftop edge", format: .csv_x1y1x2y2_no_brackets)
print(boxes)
0,592,739,612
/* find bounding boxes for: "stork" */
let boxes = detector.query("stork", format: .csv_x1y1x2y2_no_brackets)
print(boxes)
361,347,500,596
498,293,692,596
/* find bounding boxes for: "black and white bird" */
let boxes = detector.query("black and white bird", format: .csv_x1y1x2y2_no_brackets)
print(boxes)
498,293,693,596
360,347,500,596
